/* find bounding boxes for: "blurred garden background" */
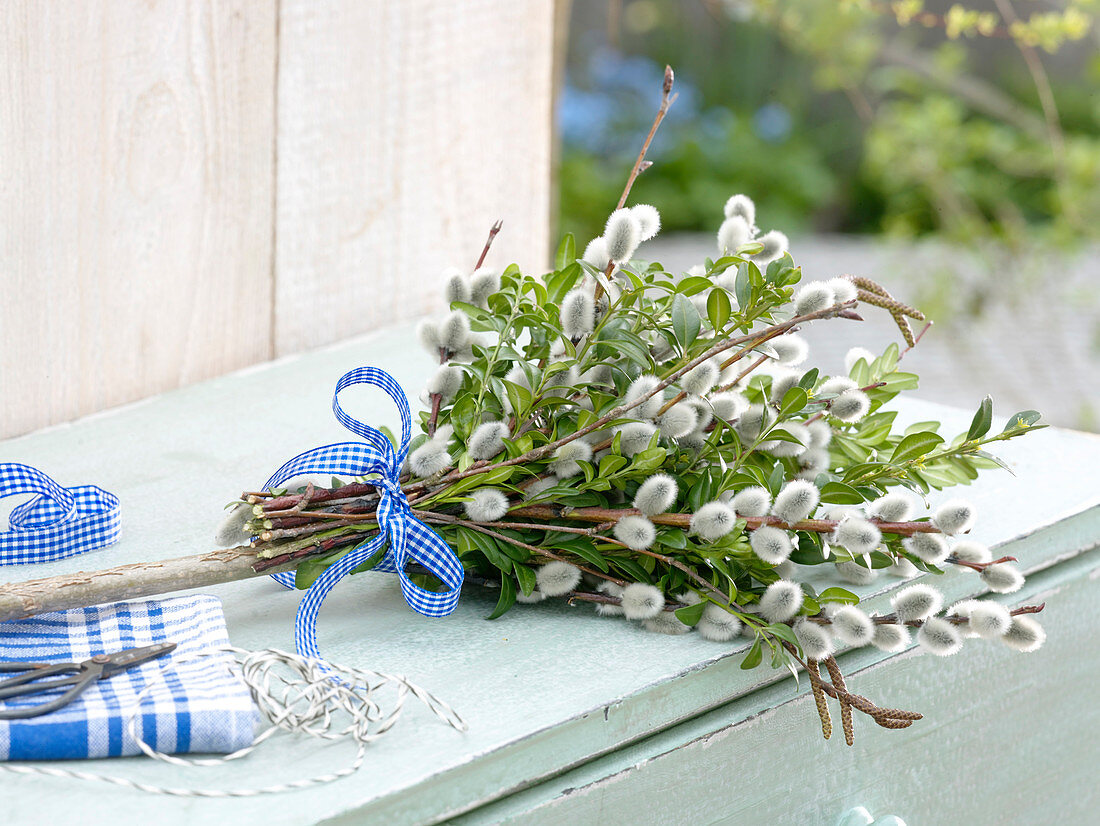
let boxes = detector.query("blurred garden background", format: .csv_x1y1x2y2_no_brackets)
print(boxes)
557,0,1100,431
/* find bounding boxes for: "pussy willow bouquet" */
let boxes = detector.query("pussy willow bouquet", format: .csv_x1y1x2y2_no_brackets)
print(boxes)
234,68,1046,744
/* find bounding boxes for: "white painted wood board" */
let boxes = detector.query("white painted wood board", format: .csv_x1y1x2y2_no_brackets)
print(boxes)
0,319,1096,824
273,0,556,355
0,0,556,440
0,1,278,438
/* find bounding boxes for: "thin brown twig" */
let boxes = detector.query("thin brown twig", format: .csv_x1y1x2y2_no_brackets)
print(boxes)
410,302,857,497
616,65,677,211
474,219,503,271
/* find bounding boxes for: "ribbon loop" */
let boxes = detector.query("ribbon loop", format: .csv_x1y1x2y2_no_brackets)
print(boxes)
0,463,121,565
262,367,463,661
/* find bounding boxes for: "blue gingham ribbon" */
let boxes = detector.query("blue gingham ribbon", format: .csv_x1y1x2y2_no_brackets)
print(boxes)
263,367,464,660
0,463,120,566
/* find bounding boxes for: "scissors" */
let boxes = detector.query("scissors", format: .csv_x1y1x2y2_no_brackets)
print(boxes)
0,642,176,720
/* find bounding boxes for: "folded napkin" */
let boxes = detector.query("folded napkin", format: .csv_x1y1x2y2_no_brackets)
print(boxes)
0,595,259,760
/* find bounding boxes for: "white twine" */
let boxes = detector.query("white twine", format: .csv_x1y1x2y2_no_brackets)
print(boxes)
0,646,467,797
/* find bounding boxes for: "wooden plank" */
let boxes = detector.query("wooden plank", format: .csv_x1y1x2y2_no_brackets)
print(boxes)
0,319,1097,824
273,0,555,355
0,1,277,439
457,551,1100,825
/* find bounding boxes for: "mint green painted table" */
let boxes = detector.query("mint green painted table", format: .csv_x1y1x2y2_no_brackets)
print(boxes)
1,322,1097,825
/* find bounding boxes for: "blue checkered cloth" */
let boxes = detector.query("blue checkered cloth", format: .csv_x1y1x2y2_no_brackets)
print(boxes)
261,367,464,663
0,463,120,565
0,596,259,761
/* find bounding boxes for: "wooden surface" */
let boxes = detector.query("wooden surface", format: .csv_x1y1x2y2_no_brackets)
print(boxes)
0,1,278,438
274,0,555,355
0,319,1097,825
0,1,555,438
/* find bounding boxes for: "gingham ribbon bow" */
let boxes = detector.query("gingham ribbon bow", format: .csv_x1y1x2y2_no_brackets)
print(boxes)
263,367,464,660
0,463,121,565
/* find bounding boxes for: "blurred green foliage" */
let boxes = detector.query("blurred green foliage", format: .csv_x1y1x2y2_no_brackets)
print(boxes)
560,0,1099,249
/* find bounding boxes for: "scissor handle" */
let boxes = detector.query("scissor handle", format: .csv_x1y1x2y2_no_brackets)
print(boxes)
0,662,83,697
0,663,97,720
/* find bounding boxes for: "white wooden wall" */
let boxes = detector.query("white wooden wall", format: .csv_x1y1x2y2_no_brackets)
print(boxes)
0,0,554,438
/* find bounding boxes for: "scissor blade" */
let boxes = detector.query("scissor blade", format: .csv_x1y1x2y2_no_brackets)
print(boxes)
100,642,177,676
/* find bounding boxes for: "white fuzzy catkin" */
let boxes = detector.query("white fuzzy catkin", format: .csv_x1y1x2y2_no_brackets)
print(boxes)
735,404,769,441
614,515,657,551
948,599,982,637
717,216,752,254
633,474,678,516
427,365,463,401
697,604,743,642
214,504,252,548
410,441,450,478
582,237,611,270
690,501,737,541
819,376,857,396
604,209,642,262
561,288,596,339
1001,616,1045,652
918,617,962,657
773,480,820,524
887,557,920,579
631,204,661,241
688,398,713,431
439,311,471,353
807,420,833,449
771,334,809,366
980,563,1025,594
417,319,442,356
951,540,992,564
657,403,698,440
643,612,691,636
595,582,625,617
505,365,532,391
523,477,557,501
750,526,793,564
967,601,1012,639
904,532,950,565
798,449,830,480
932,499,975,535
682,361,719,396
469,268,501,307
830,606,875,646
535,561,582,597
844,346,877,374
621,583,665,620
468,421,510,460
751,230,789,264
833,516,881,555
617,422,658,457
827,277,858,304
464,488,509,522
443,269,470,305
793,282,834,315
767,368,802,406
868,492,914,523
830,390,871,423
764,425,809,460
871,623,910,653
625,374,664,419
678,426,709,450
731,486,772,518
551,440,594,479
709,391,747,421
793,618,834,660
759,580,804,623
892,584,943,622
723,193,756,225
515,589,545,604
